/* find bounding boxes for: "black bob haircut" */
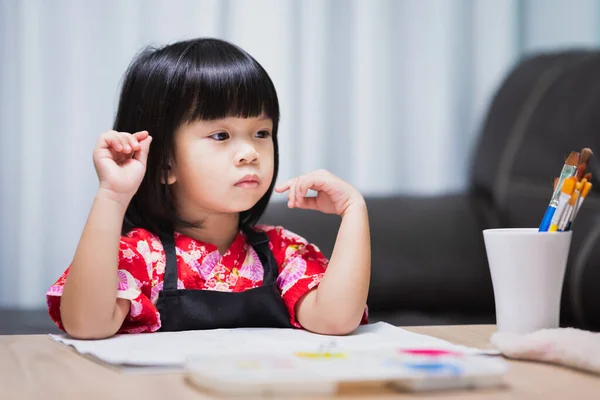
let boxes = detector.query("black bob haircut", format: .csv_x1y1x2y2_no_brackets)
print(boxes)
114,38,280,236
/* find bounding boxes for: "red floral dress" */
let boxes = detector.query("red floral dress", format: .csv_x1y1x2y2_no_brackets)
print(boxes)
47,225,368,333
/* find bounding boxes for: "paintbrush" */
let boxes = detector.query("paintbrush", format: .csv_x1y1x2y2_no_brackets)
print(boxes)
576,148,593,180
539,151,579,231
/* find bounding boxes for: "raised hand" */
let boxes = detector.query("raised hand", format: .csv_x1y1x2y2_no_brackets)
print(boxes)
93,130,152,204
275,169,365,216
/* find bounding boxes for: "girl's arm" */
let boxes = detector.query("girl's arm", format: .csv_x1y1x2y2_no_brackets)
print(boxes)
60,130,151,339
60,190,132,339
275,170,370,335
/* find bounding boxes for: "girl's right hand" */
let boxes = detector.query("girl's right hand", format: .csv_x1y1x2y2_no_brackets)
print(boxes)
93,130,152,204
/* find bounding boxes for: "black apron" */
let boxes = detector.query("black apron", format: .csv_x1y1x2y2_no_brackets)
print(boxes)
155,227,293,331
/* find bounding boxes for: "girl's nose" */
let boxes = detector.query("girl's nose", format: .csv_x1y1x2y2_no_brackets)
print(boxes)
236,144,260,165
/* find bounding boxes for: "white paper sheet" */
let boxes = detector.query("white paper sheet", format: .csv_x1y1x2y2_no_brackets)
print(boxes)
50,322,497,372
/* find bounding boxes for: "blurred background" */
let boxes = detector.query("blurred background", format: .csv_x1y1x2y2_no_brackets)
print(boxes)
1,0,600,325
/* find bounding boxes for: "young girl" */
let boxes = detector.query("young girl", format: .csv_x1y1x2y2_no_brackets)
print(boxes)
46,38,370,339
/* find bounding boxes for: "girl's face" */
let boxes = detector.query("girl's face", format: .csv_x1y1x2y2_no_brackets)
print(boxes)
168,116,275,220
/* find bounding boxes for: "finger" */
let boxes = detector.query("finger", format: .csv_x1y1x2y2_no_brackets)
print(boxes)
109,132,129,153
287,178,295,207
131,131,148,150
275,179,293,193
133,130,149,141
294,172,327,193
295,176,307,207
103,132,123,151
296,176,313,207
305,174,328,192
288,178,298,208
134,136,152,165
117,133,133,154
295,176,301,206
126,133,142,151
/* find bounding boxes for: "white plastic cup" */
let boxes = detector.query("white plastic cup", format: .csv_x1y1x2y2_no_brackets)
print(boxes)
483,228,572,334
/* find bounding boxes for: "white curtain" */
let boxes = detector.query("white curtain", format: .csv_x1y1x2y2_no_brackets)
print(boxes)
1,0,599,308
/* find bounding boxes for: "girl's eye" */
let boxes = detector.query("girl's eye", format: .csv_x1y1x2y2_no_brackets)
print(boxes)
210,132,230,141
256,130,271,139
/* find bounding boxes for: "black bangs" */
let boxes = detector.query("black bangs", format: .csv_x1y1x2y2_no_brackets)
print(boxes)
147,38,281,129
182,42,280,123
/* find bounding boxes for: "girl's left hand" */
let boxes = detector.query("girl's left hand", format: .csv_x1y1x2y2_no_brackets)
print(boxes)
275,169,365,216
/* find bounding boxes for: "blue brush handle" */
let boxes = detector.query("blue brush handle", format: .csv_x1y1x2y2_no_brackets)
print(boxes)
539,206,556,232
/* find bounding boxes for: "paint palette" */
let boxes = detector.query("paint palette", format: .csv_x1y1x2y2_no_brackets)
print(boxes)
185,348,508,396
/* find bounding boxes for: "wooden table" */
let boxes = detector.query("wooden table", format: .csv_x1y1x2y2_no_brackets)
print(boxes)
1,325,599,399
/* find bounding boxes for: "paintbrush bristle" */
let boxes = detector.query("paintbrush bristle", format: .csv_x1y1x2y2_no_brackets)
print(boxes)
566,151,580,166
580,148,593,164
576,164,587,179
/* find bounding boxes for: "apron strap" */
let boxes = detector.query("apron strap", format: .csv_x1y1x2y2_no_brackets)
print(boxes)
159,233,179,291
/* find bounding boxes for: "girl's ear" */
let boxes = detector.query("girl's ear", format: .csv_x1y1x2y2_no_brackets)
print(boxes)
161,165,177,185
